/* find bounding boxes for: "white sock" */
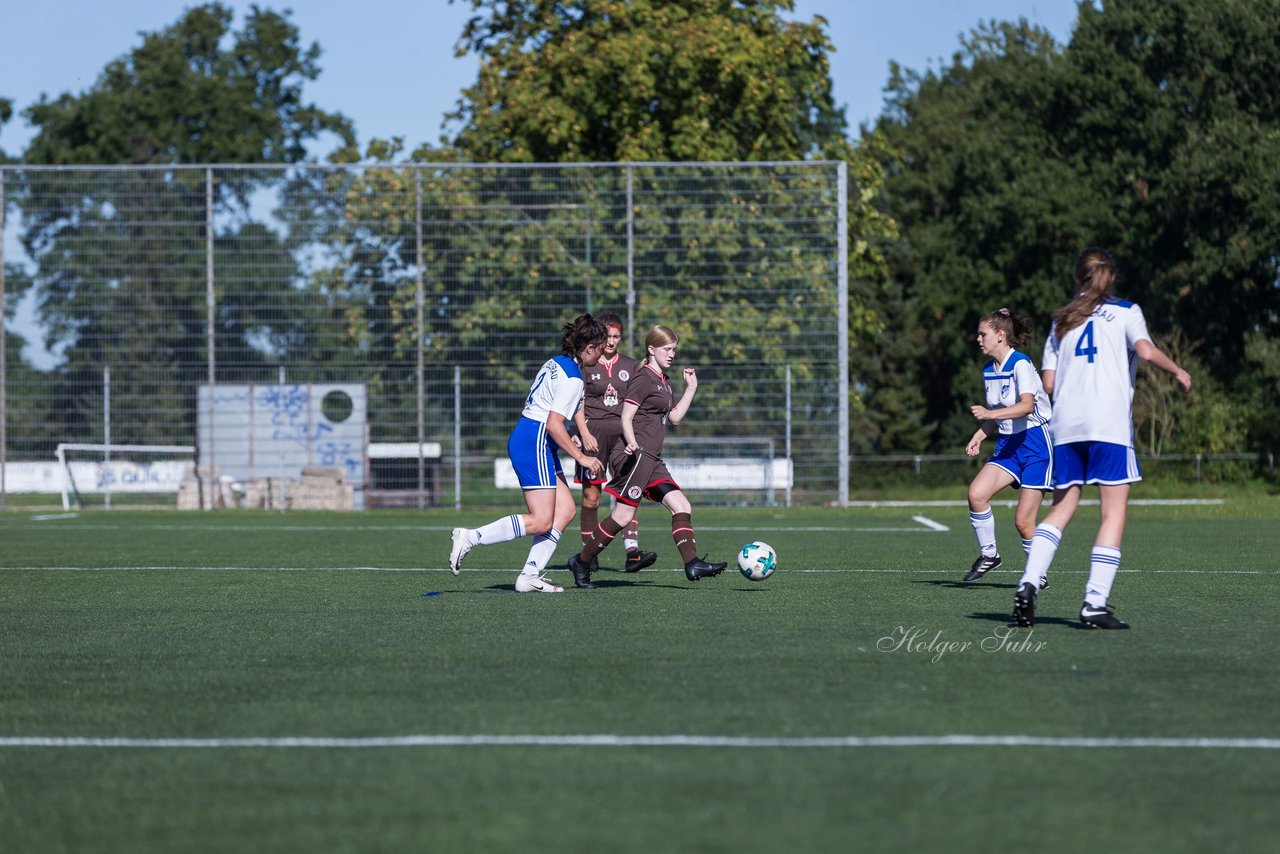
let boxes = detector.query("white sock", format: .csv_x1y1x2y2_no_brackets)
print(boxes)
1020,523,1062,588
1085,546,1121,608
1022,538,1033,556
521,528,561,576
623,537,639,552
474,514,526,545
969,509,998,557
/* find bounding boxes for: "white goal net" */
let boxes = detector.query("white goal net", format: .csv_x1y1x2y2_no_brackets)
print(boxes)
55,444,195,510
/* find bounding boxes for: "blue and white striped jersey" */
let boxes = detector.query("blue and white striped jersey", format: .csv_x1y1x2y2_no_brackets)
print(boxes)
520,355,585,424
982,350,1052,436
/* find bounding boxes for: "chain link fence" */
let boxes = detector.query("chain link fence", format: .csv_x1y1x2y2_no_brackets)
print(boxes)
0,162,849,509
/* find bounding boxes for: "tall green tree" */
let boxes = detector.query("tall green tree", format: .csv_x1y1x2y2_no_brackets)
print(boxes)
873,0,1280,454
432,0,896,455
449,0,845,162
23,4,351,165
13,3,353,449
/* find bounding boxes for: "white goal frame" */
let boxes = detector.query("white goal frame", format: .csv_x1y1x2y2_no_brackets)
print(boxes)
55,443,195,511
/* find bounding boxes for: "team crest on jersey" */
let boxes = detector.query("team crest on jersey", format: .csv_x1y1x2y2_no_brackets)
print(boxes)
627,486,643,500
619,369,630,382
603,382,619,407
1000,382,1011,398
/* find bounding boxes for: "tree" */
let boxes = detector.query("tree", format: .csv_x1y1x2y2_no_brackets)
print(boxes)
23,4,351,165
0,97,13,162
449,0,845,162
873,0,1280,453
12,3,354,450
432,0,897,460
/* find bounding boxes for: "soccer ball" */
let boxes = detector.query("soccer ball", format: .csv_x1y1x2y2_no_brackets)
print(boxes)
737,541,777,581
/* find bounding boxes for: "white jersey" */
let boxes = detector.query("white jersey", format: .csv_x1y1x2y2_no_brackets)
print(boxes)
521,355,585,424
1041,297,1151,447
982,350,1052,436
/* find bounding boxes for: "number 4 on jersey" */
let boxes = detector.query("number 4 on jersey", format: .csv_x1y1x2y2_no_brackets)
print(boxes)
1074,320,1098,363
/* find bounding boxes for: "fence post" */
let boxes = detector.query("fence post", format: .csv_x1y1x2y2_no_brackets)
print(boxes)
785,364,793,508
103,366,111,510
204,167,216,510
625,164,635,356
454,365,462,510
415,169,427,510
837,161,850,507
0,168,6,511
1196,453,1202,481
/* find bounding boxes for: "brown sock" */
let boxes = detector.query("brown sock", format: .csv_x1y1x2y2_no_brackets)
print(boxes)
624,515,640,548
671,512,697,563
580,504,598,548
581,516,623,563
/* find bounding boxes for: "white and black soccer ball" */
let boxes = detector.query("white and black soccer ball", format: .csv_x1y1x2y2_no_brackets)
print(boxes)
737,541,777,581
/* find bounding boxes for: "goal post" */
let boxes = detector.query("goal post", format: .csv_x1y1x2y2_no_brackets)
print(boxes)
55,443,196,511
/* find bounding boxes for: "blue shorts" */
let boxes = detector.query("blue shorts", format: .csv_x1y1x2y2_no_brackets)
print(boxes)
1053,441,1142,487
508,417,564,490
987,426,1053,491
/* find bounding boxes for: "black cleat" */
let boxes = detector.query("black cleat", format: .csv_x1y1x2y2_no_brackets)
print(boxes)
1079,602,1129,629
624,549,658,573
1012,582,1037,627
566,553,596,589
684,555,727,582
963,554,1002,582
1038,576,1050,591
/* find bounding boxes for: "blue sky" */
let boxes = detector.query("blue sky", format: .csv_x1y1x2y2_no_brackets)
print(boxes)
0,0,1082,156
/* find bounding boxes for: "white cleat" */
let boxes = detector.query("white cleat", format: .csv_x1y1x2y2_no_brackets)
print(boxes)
449,528,473,576
514,573,564,593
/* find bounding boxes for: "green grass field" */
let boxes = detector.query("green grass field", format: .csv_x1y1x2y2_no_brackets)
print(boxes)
2,500,1278,852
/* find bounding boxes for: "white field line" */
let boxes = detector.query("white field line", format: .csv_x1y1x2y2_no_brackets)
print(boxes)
911,515,949,532
1,734,1277,750
0,565,1267,574
847,499,1225,507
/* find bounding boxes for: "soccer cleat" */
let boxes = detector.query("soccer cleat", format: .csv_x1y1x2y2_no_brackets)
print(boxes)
1039,576,1050,591
963,553,1002,582
566,553,596,589
449,527,473,576
1012,582,1037,627
684,555,727,582
515,573,564,593
624,549,658,573
1079,602,1130,629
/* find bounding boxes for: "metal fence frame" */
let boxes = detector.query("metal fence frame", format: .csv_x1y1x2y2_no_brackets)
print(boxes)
1,160,852,508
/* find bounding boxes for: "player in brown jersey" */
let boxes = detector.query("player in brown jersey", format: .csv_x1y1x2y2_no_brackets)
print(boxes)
572,311,658,575
566,324,728,587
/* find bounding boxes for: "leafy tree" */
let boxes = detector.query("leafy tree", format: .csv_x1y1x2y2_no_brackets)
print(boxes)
429,0,897,461
449,0,845,162
12,4,353,450
873,0,1280,454
23,4,351,165
0,97,13,162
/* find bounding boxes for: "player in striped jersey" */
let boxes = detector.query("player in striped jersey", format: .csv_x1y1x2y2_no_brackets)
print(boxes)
1013,249,1191,629
962,308,1053,586
449,315,607,593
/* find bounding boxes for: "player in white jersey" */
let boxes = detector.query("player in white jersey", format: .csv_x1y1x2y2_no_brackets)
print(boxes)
962,308,1053,586
1013,249,1191,629
449,315,607,593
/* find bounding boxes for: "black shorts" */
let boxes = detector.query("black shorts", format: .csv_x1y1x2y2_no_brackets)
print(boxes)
603,447,681,507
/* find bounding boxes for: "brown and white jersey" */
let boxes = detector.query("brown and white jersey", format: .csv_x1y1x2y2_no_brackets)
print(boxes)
581,353,639,423
625,362,674,457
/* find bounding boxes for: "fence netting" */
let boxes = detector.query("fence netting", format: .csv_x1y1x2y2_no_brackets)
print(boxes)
0,162,846,508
